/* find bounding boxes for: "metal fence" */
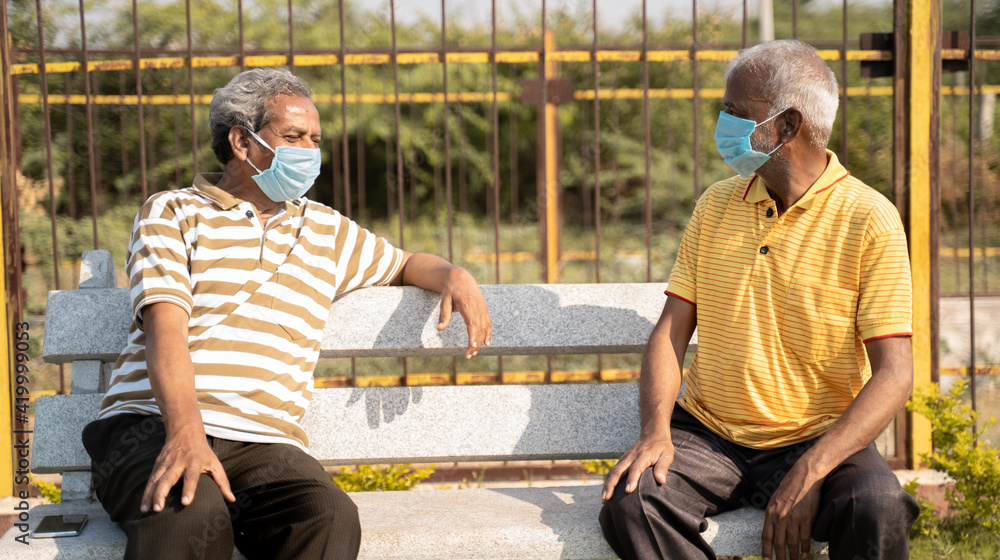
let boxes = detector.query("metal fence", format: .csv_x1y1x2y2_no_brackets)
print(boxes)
4,0,999,467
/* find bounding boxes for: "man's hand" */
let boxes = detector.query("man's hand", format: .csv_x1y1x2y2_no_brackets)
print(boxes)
140,428,235,513
601,435,675,503
437,267,492,359
760,465,823,560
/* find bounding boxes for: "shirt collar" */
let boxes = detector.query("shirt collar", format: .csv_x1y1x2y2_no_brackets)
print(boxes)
192,173,241,210
191,172,303,213
742,150,851,210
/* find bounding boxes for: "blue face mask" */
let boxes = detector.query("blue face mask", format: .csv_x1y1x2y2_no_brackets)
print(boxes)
713,109,786,178
246,128,322,202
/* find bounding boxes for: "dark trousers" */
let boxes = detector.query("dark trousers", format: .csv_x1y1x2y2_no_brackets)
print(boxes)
82,414,361,560
599,407,918,560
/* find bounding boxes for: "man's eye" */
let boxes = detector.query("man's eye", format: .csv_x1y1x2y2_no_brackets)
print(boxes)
285,136,300,142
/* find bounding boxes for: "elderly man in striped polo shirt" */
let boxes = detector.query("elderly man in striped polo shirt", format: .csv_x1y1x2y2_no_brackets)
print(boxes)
600,40,918,560
81,68,492,560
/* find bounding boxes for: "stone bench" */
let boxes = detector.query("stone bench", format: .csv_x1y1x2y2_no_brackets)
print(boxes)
1,249,828,559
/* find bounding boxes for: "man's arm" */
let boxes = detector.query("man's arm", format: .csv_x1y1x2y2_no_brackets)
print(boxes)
601,296,697,502
761,336,913,560
139,302,236,514
390,251,492,359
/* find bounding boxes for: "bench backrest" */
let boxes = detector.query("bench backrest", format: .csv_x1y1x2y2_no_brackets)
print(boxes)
36,251,680,478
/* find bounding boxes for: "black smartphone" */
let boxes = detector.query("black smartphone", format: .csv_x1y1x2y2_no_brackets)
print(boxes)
30,514,89,538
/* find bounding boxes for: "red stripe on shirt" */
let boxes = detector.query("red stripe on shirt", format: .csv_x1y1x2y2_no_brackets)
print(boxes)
742,175,759,201
863,332,913,343
814,172,851,195
664,291,696,306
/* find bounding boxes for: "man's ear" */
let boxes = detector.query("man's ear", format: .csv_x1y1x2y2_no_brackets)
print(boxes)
777,108,804,145
229,125,251,162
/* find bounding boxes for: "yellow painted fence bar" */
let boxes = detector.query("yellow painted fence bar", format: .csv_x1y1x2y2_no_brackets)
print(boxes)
10,49,899,75
907,0,936,468
21,84,1000,107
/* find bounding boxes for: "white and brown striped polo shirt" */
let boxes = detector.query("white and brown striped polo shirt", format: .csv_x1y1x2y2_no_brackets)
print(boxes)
98,173,404,449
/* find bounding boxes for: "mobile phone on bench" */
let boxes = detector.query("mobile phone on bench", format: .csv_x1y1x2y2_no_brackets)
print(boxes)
31,514,89,538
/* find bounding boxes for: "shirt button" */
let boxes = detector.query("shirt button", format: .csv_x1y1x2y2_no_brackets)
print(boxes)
766,208,774,217
245,210,254,219
760,246,769,254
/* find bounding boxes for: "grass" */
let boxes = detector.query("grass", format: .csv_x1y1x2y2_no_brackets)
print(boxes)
910,528,1000,559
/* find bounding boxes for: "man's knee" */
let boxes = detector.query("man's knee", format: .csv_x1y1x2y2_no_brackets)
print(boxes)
295,482,361,541
850,482,919,529
123,477,234,560
600,468,663,526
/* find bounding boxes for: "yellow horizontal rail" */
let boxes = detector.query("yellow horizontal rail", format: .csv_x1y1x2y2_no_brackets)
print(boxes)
10,49,898,75
313,368,642,388
18,85,1000,107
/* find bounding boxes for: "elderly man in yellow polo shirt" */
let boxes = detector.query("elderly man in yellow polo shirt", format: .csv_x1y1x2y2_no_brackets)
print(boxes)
599,40,918,560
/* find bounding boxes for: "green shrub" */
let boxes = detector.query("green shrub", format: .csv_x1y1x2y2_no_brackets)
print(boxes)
907,380,1000,536
27,474,61,504
332,464,435,492
581,459,618,477
902,479,940,539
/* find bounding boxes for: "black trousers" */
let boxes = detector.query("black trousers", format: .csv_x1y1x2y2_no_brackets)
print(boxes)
599,407,918,560
82,414,361,560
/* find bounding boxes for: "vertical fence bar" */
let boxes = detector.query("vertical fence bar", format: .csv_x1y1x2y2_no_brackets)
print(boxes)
338,0,351,219
36,0,66,394
185,0,198,176
929,0,942,392
238,0,246,71
967,0,978,416
950,80,959,293
441,0,453,263
491,0,501,286
509,64,518,221
389,1,407,382
390,0,405,248
173,70,183,187
0,0,21,494
132,0,148,201
65,74,76,218
593,0,604,378
288,0,295,73
119,73,129,199
35,0,60,297
792,0,799,40
840,0,848,164
692,0,701,200
642,0,652,282
592,0,601,284
742,0,748,47
491,0,502,378
906,0,938,467
79,0,99,249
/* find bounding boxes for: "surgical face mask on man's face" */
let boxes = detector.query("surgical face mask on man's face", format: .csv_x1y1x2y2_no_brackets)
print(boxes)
713,109,787,178
245,128,322,202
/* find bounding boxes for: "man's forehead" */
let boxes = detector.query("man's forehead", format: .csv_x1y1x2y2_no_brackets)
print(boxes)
265,95,320,128
723,67,770,107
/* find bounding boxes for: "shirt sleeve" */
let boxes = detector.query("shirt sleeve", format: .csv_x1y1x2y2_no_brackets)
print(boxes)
665,194,707,305
127,194,194,330
333,215,405,296
857,203,912,342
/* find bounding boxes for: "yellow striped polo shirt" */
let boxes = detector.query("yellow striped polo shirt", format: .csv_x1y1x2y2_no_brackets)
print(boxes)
667,151,912,449
98,173,404,450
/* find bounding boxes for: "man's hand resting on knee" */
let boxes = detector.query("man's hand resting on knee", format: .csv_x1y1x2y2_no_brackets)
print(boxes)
601,435,675,503
140,427,235,513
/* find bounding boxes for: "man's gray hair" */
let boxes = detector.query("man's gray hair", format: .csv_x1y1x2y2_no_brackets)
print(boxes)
209,68,312,164
724,40,839,149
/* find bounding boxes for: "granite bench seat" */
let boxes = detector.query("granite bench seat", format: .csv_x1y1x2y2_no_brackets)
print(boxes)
1,250,828,559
